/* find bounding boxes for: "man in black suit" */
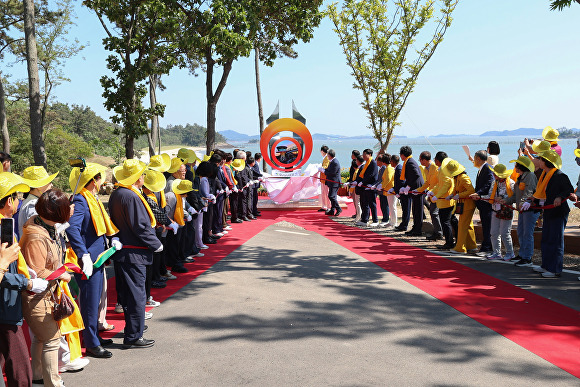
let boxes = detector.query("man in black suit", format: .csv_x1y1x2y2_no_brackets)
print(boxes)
321,149,342,216
356,149,379,226
469,150,494,253
251,153,263,217
397,146,425,235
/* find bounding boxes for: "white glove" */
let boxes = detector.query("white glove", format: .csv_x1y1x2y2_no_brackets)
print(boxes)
432,196,438,202
233,186,239,193
208,194,216,201
318,167,325,173
225,187,231,195
55,222,70,234
357,182,363,187
185,213,192,222
154,244,164,253
254,180,260,184
188,206,197,215
365,186,371,190
28,267,37,279
169,222,179,235
425,190,432,197
30,278,48,294
111,237,123,251
539,200,545,206
399,187,406,195
259,177,264,182
453,194,459,200
387,188,395,194
376,184,382,191
81,253,93,277
520,202,531,211
404,186,411,194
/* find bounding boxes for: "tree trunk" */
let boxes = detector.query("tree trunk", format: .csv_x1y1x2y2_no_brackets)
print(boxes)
254,46,267,172
0,77,9,153
23,0,46,168
125,135,134,159
147,74,159,157
205,50,232,155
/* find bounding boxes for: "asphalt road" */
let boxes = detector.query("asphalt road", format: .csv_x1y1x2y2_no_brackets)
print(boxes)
65,221,579,386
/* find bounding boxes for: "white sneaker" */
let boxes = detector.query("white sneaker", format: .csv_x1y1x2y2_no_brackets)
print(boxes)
59,357,90,373
194,252,205,257
114,303,124,313
221,231,228,234
224,226,232,231
199,245,209,250
146,296,160,307
541,271,560,278
369,222,380,227
502,253,516,261
145,311,153,320
215,232,224,237
533,266,547,273
380,222,390,227
162,272,177,280
354,221,368,227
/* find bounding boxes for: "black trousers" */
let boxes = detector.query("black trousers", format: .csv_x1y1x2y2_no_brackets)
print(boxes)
379,194,389,223
0,324,32,386
438,206,455,246
399,194,411,229
212,196,225,233
229,191,239,221
410,193,425,233
243,187,251,216
203,203,214,240
328,185,340,211
237,189,248,218
476,201,493,251
165,227,183,269
252,186,259,215
114,260,147,342
360,190,378,222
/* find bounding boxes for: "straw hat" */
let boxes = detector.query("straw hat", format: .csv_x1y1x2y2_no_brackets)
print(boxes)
113,159,147,185
231,159,245,171
143,169,166,193
148,153,171,172
167,157,184,174
489,164,512,179
21,166,58,188
542,126,559,142
532,140,551,154
0,172,30,200
509,156,535,172
539,149,562,169
69,163,108,194
171,179,193,195
177,148,200,164
442,159,465,178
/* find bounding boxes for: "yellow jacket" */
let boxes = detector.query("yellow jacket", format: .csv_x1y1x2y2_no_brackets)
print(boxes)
417,161,439,193
454,173,476,211
320,155,330,183
381,165,395,194
431,168,455,209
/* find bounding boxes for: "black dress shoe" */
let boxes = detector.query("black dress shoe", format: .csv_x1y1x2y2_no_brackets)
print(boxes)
325,210,335,216
247,215,256,220
171,265,188,273
351,215,356,219
86,345,113,358
99,337,113,346
210,234,222,239
334,209,342,217
437,243,455,250
203,238,217,244
426,233,443,241
232,219,243,223
407,231,423,237
122,337,155,349
241,216,251,221
317,208,326,212
394,226,406,232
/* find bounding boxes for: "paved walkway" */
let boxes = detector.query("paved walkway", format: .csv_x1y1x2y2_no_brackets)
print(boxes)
65,216,579,386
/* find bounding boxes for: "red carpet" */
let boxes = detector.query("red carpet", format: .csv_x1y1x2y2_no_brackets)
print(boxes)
85,202,579,378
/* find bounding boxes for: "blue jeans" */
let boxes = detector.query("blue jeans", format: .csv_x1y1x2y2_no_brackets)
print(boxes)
541,214,568,274
516,211,540,260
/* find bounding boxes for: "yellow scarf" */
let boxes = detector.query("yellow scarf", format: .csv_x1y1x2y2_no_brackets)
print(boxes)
116,184,156,227
0,213,29,279
80,188,119,236
489,180,513,201
533,168,557,200
359,157,373,178
171,186,185,226
229,164,238,185
400,155,412,181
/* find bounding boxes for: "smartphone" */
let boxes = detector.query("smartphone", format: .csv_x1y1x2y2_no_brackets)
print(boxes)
1,217,14,246
519,141,525,151
68,158,86,168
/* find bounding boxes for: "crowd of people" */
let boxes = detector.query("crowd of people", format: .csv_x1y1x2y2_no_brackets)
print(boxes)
319,126,576,280
0,148,263,386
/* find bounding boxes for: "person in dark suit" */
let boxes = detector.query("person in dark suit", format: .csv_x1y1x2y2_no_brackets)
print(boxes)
393,153,409,231
356,149,379,226
109,160,162,349
251,153,263,217
397,146,425,236
67,163,116,358
469,150,494,253
321,149,342,216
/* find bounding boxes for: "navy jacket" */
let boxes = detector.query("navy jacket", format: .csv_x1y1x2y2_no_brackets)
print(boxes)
324,157,341,188
0,261,28,325
108,186,161,265
542,169,574,219
361,159,379,187
251,163,262,180
67,194,108,262
393,164,405,192
403,157,424,190
475,163,494,197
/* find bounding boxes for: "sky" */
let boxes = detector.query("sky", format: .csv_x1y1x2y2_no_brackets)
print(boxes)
9,1,580,138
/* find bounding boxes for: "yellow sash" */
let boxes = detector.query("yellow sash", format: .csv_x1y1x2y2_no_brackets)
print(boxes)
401,155,413,181
0,213,29,278
80,188,119,237
57,281,85,335
490,180,513,201
533,168,557,200
359,157,373,178
116,184,156,227
145,191,167,209
172,189,185,226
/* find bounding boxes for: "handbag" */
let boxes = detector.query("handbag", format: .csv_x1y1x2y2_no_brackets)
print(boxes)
51,281,75,321
455,201,464,215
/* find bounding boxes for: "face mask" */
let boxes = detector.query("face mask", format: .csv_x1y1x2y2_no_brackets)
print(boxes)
55,222,70,234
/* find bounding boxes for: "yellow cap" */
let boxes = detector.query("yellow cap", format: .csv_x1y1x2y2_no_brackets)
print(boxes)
143,169,166,193
442,159,465,178
0,172,30,200
69,163,108,194
171,179,193,195
509,156,535,172
231,159,245,171
113,159,147,185
167,157,184,174
177,148,200,164
539,149,562,169
542,126,559,142
148,153,171,172
21,166,58,188
488,163,512,179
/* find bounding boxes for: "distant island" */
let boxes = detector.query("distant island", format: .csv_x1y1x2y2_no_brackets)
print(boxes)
219,127,580,143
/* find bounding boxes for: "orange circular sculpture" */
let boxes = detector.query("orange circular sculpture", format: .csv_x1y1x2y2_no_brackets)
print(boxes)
260,118,313,172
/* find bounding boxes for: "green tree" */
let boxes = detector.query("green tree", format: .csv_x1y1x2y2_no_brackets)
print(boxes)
550,0,580,10
172,0,323,155
328,0,458,152
83,0,180,159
